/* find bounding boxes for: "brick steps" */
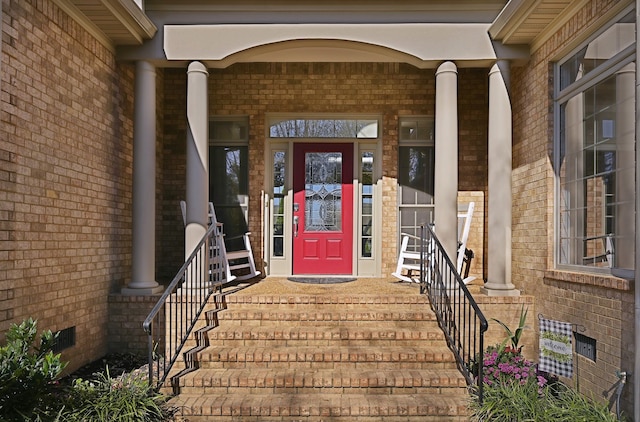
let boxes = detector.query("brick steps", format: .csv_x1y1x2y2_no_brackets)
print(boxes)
176,367,467,391
171,392,469,421
217,309,436,324
193,345,459,369
225,295,430,306
203,324,445,346
166,288,470,420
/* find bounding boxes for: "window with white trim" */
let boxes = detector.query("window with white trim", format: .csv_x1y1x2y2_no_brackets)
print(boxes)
398,117,435,246
555,9,635,276
209,117,249,250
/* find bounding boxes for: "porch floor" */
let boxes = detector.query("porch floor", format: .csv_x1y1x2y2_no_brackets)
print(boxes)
233,276,484,296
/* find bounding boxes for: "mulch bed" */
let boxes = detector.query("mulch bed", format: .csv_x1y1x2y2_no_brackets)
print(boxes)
60,352,148,385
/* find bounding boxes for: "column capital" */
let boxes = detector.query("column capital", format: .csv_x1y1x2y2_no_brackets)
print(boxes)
435,61,458,76
187,61,209,76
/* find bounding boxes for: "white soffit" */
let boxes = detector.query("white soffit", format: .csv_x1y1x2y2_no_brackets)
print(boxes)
164,24,497,68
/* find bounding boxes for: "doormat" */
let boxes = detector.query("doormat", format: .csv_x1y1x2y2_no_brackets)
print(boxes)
287,277,356,284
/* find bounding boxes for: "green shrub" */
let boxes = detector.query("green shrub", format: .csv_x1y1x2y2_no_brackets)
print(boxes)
470,307,617,421
0,318,67,421
60,368,168,422
469,379,618,421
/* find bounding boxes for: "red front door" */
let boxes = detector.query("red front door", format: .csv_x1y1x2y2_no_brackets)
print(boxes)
293,143,353,274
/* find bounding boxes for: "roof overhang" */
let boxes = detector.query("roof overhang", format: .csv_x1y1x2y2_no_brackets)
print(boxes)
489,0,633,52
52,0,157,50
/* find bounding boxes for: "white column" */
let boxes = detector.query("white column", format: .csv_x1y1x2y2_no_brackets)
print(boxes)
185,62,210,258
483,61,519,296
615,63,635,270
123,61,163,295
434,61,459,263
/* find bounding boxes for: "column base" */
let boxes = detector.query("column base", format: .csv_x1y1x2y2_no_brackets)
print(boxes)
121,285,164,296
481,284,521,297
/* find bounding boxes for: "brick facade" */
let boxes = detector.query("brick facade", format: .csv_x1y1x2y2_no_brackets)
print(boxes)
1,0,135,372
510,0,635,412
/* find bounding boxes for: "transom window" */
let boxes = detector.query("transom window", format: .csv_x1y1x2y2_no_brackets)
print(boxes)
269,118,378,138
555,9,635,276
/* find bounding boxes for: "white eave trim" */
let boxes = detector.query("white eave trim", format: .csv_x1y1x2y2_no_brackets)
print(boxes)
164,23,497,68
52,0,156,51
489,0,532,41
52,0,115,51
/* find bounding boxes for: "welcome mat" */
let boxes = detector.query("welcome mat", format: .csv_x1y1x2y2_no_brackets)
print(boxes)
287,277,356,284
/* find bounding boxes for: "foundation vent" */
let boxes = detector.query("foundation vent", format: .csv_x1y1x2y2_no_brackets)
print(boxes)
53,326,76,353
574,332,596,362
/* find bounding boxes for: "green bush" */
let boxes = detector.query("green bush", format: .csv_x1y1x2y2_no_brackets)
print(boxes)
60,368,168,422
0,318,67,421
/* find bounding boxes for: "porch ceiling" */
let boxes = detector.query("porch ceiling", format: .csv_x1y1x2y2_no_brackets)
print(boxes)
52,0,157,48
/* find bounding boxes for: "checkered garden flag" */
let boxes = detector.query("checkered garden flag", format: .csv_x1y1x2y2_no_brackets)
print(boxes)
538,317,573,378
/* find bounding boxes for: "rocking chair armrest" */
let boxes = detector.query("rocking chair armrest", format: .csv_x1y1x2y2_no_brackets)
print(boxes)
225,232,252,241
399,232,422,241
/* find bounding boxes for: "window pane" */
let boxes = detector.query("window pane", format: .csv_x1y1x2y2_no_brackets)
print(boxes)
361,151,375,259
559,11,635,90
399,118,434,141
210,146,248,204
210,146,249,245
210,120,249,141
272,150,286,257
398,146,434,202
557,67,635,271
269,118,378,138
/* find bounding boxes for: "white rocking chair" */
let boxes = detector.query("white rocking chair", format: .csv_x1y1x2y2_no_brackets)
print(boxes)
180,201,261,282
392,202,475,284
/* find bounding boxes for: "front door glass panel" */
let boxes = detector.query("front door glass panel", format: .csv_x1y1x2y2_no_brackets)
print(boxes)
305,152,342,232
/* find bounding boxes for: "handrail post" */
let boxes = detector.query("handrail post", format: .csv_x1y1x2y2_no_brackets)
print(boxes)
419,225,426,295
142,222,228,389
147,323,154,387
420,223,488,404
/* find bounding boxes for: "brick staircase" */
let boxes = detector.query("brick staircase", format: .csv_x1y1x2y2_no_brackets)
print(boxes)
165,286,470,421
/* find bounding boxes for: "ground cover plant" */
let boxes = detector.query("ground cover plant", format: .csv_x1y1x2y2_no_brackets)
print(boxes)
0,318,67,421
469,308,619,421
0,318,174,422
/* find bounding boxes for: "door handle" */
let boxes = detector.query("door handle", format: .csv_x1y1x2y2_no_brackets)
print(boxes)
293,216,299,237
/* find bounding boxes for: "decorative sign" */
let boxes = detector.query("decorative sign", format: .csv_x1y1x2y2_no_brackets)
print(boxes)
538,317,573,378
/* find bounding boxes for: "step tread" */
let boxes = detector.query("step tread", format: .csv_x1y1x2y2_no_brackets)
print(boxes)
207,324,444,339
226,295,430,305
176,367,467,388
196,345,457,362
169,392,469,417
217,309,437,321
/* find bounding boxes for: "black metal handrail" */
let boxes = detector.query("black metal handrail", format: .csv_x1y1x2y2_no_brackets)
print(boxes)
142,222,230,389
418,224,488,402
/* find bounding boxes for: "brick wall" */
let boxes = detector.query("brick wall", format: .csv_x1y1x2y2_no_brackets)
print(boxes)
510,0,634,412
1,0,135,372
108,294,163,356
159,63,490,279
